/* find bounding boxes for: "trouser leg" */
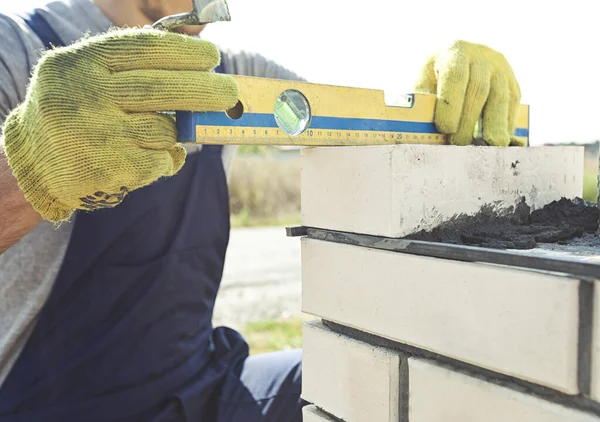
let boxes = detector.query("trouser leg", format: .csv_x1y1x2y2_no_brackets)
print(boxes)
212,348,307,422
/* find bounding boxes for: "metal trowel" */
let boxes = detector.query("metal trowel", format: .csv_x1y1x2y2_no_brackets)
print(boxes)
151,0,231,31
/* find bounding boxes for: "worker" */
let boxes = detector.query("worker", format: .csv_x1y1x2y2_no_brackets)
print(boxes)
0,0,523,421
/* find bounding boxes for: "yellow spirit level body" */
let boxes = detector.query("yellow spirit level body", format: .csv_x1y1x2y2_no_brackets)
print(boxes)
175,75,530,147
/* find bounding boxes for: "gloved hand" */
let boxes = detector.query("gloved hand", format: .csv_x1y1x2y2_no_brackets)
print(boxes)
414,40,522,147
1,28,238,223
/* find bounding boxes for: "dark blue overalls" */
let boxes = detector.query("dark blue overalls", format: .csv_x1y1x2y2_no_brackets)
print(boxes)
0,9,305,422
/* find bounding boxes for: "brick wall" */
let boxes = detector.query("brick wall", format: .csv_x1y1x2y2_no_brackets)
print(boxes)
297,144,600,421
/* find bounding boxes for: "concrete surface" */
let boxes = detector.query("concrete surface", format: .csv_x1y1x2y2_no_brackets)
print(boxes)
409,358,600,422
300,144,584,238
302,405,337,422
592,280,600,402
302,320,402,422
212,226,303,330
302,237,582,394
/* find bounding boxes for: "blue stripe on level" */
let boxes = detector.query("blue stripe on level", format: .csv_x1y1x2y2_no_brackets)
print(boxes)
514,128,528,137
176,111,529,142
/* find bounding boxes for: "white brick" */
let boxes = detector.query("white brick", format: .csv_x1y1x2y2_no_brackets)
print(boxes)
302,320,402,422
302,238,581,394
302,405,338,422
409,358,600,422
591,280,600,401
300,145,583,238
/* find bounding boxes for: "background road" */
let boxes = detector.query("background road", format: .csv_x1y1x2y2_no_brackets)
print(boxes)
212,226,303,330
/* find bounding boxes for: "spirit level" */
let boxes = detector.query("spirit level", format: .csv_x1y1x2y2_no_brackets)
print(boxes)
175,75,530,147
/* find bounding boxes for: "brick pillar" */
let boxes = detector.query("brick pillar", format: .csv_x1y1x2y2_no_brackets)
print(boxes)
298,144,600,421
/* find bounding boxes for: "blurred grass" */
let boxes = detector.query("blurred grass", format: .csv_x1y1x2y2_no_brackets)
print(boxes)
241,317,307,355
228,149,301,228
230,212,300,228
584,153,598,203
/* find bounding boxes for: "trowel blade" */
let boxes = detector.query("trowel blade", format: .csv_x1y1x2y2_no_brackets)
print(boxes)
193,0,231,23
151,0,231,31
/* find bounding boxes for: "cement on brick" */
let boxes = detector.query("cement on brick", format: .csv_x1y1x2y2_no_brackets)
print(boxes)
579,280,594,395
300,144,583,238
300,226,600,280
591,281,600,402
302,320,402,422
302,405,340,422
302,237,581,394
407,197,599,250
409,358,600,422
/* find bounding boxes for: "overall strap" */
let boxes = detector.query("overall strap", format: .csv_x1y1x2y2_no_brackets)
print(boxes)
15,9,65,49
213,57,225,75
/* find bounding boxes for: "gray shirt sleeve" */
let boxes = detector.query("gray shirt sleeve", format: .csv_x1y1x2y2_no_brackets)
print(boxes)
0,12,74,389
219,48,307,82
0,14,44,132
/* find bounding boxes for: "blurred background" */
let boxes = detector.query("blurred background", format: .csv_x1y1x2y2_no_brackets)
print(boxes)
5,0,600,354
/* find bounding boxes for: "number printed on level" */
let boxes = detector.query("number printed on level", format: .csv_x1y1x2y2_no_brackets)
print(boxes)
196,126,447,146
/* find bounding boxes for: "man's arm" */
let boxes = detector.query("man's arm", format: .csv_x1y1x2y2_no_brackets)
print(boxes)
219,48,307,82
0,144,41,254
0,14,46,254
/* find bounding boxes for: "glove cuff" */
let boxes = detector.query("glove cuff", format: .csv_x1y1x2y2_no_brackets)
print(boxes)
2,112,74,223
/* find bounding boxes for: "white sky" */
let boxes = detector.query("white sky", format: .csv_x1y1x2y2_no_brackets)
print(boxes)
5,0,600,145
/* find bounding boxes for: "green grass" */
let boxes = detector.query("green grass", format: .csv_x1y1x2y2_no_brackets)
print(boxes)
230,212,301,228
228,154,301,228
241,317,307,355
583,167,598,203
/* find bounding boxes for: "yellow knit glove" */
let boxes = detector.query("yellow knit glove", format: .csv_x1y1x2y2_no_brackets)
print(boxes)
414,40,522,147
1,28,238,223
